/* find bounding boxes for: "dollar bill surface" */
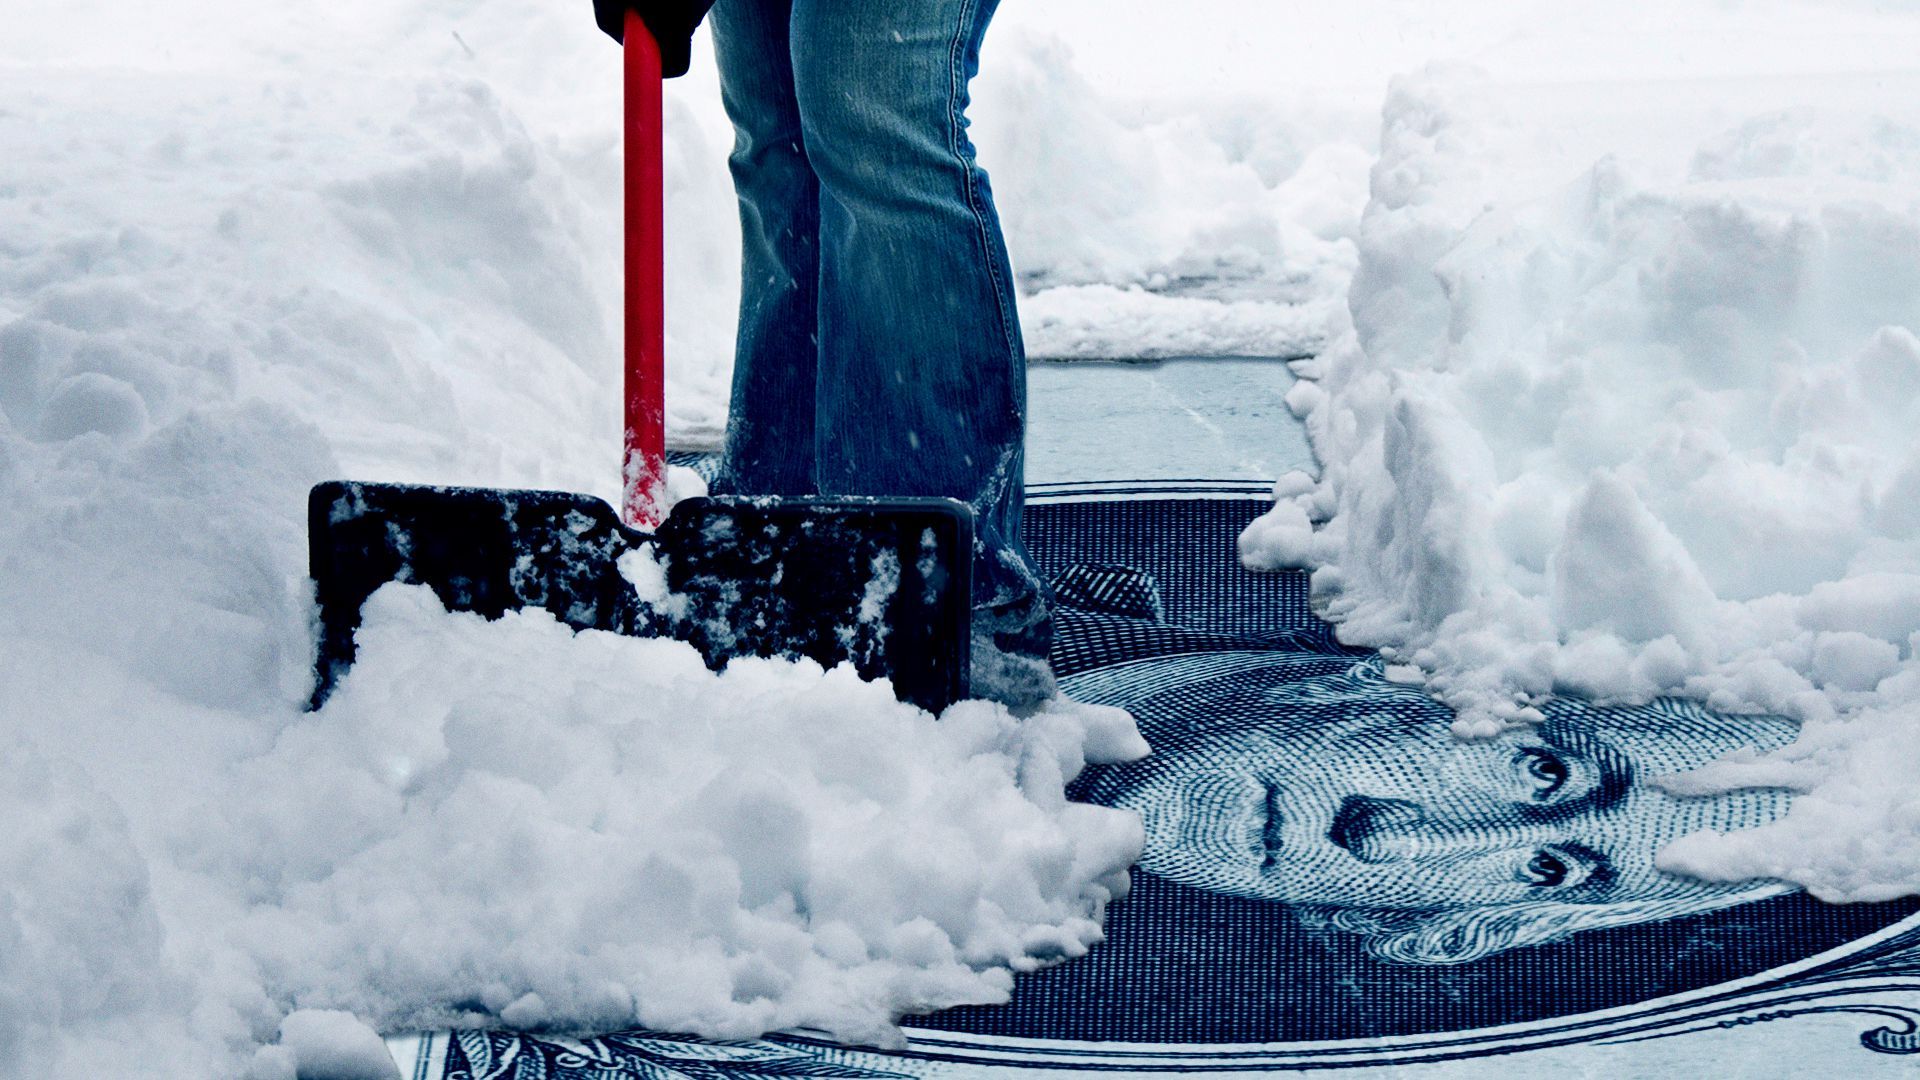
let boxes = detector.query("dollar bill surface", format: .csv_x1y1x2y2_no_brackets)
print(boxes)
399,481,1920,1079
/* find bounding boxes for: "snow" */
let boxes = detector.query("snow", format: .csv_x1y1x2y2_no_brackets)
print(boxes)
271,1011,401,1080
1,564,1142,1080
11,0,1920,1073
240,587,1137,1049
1240,63,1920,905
0,3,1158,1074
968,30,1364,360
1021,286,1326,362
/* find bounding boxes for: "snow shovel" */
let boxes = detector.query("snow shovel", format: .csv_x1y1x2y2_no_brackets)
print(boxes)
307,14,972,714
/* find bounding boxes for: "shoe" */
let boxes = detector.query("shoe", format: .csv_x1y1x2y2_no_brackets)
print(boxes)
970,594,1058,714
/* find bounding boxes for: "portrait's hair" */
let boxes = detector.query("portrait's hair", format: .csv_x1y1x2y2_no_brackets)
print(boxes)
1300,884,1790,965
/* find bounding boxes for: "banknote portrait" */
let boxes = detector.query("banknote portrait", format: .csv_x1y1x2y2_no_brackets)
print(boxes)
1065,619,1799,965
413,490,1920,1076
918,493,1920,1045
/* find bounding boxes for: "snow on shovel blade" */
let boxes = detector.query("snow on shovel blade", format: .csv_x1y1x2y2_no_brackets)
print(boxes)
308,481,973,714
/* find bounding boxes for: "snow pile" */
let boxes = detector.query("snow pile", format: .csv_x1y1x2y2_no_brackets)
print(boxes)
0,3,1156,1075
1017,285,1326,361
0,541,1143,1077
973,31,1365,360
1242,68,1920,900
223,588,1139,1059
0,4,729,487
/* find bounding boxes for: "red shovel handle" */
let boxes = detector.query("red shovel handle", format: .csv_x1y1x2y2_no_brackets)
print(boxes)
621,11,667,529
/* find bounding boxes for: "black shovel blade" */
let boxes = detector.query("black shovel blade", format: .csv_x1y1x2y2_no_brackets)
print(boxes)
652,495,974,712
307,481,973,714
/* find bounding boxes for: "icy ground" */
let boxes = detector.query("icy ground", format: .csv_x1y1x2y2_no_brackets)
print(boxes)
1027,358,1314,485
7,0,1920,1076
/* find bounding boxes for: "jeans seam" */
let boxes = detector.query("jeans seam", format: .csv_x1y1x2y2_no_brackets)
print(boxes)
948,0,1027,609
947,0,1021,372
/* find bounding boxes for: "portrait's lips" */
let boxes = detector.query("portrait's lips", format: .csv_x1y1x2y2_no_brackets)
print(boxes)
1258,781,1283,870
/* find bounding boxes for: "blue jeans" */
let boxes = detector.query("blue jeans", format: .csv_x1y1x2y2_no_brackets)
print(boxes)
707,0,1042,617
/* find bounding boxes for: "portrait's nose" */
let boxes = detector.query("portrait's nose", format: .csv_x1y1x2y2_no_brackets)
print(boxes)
1327,794,1539,863
1327,796,1426,864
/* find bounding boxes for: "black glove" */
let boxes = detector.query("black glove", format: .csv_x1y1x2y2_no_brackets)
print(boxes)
593,0,717,78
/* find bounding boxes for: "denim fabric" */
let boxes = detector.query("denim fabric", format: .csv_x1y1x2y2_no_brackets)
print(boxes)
707,0,1043,615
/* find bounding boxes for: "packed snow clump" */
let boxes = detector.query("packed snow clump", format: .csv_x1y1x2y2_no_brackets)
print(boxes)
1243,68,1920,901
269,1010,402,1080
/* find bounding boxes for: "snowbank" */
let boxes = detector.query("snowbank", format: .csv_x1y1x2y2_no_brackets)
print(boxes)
0,583,1142,1077
970,31,1363,360
1243,68,1920,902
1019,285,1325,361
0,3,1160,1074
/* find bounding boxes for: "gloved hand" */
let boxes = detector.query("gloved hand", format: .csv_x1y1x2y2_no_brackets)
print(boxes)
593,0,717,78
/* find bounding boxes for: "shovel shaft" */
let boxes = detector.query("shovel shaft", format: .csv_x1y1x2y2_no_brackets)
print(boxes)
622,11,667,529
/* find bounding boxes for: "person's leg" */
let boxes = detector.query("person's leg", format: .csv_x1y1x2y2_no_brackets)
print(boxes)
707,0,819,497
787,0,1050,703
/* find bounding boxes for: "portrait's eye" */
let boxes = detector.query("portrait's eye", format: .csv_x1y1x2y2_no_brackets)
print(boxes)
1520,849,1569,888
1514,748,1568,801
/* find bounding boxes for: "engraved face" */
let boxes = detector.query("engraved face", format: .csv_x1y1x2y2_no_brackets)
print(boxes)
1076,654,1797,913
